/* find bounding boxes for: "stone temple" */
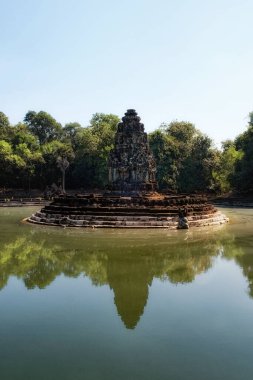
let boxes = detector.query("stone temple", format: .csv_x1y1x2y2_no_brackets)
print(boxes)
108,109,157,193
27,109,228,228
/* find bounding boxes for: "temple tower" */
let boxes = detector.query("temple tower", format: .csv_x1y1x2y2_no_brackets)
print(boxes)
27,110,228,229
108,109,157,193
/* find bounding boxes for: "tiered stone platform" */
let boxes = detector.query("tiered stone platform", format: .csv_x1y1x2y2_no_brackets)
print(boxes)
27,193,228,229
26,109,228,229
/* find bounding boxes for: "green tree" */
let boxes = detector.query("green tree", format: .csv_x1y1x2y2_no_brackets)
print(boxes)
57,156,70,192
212,140,243,193
149,129,179,190
71,113,120,188
24,111,62,144
40,140,74,188
150,121,217,192
0,140,26,186
233,112,253,192
178,134,216,193
167,120,197,145
62,122,82,150
0,112,11,140
10,123,44,190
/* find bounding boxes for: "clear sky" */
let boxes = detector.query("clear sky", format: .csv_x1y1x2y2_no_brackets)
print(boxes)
1,0,253,145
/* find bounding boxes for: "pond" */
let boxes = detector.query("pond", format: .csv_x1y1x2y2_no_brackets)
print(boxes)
0,207,253,380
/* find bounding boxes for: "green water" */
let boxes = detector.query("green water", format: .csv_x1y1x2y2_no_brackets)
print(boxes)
1,207,253,380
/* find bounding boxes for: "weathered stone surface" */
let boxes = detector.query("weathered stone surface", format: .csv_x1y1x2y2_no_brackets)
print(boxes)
26,194,229,228
108,109,157,193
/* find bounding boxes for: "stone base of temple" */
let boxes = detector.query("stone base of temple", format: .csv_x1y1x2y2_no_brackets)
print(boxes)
26,194,229,229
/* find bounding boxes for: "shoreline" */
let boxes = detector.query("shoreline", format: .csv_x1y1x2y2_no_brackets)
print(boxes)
1,194,253,209
0,199,48,207
212,198,253,208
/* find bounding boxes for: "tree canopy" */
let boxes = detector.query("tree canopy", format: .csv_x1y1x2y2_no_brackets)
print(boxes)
0,109,252,195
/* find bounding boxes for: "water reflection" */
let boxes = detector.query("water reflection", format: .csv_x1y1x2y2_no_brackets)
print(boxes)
1,226,251,329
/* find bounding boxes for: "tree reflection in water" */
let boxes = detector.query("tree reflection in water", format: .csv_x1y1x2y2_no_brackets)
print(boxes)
0,229,250,329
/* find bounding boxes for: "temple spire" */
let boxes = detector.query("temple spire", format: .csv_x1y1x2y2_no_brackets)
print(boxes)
108,109,157,193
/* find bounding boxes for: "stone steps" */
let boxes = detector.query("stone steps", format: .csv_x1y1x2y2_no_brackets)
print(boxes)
36,212,178,221
34,211,220,222
43,205,213,214
28,210,228,229
39,210,216,219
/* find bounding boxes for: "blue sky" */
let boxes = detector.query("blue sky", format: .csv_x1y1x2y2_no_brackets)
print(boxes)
1,0,253,145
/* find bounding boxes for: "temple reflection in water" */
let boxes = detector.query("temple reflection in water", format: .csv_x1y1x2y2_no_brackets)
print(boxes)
0,228,250,329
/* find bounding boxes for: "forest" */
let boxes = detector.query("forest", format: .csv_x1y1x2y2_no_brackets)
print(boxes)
0,110,252,195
